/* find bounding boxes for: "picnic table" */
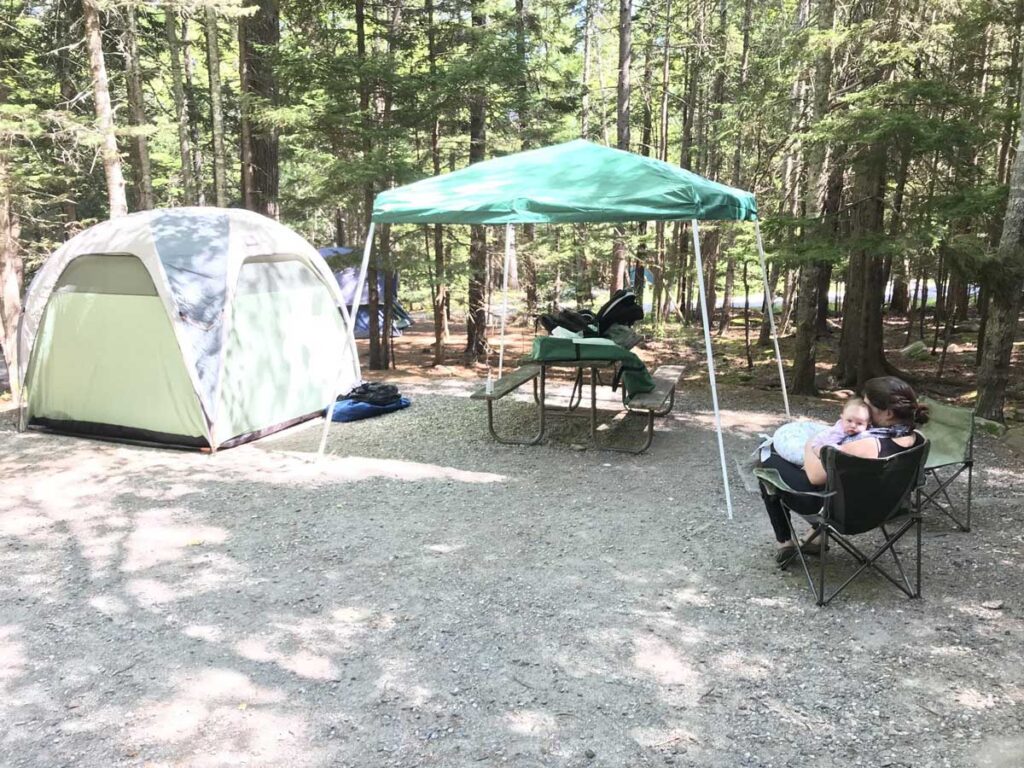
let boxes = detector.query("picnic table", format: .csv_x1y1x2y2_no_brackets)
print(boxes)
470,336,683,453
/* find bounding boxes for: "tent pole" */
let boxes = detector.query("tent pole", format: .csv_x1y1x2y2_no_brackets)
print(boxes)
317,224,375,458
754,219,790,418
691,219,733,521
497,224,513,379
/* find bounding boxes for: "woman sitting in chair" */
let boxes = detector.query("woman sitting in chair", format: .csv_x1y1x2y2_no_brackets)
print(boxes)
760,376,929,562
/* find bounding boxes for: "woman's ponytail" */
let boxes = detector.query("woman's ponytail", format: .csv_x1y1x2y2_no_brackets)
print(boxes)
914,403,930,425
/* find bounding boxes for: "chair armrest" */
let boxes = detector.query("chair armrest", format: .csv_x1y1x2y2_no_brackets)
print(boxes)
753,468,836,499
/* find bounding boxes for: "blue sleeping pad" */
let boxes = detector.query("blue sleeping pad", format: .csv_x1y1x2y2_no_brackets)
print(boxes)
331,396,411,423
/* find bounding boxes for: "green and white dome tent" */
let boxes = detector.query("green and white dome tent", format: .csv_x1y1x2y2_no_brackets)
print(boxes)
365,139,791,519
16,207,359,450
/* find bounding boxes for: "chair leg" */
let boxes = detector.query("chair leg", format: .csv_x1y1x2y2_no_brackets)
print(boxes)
881,523,914,596
780,510,818,601
817,520,919,605
915,511,922,598
922,467,970,532
966,461,973,532
817,527,828,607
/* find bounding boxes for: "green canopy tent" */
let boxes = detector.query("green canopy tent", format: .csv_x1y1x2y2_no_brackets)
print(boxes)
336,140,790,518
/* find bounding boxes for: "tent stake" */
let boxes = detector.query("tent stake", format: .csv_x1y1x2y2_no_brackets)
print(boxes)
754,219,790,418
318,224,375,458
691,220,733,520
497,224,514,379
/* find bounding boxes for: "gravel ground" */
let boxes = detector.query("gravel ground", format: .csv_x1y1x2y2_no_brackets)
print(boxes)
1,378,1023,768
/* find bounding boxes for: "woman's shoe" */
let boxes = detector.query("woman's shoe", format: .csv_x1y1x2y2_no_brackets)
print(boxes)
799,540,830,556
775,545,798,563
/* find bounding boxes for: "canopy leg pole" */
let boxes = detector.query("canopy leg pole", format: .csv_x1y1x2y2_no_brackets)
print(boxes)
497,224,514,379
754,219,791,418
691,219,733,521
318,223,375,458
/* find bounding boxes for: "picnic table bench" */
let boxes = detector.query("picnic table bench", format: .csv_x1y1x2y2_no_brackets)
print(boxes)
471,359,683,453
622,364,685,453
470,363,545,445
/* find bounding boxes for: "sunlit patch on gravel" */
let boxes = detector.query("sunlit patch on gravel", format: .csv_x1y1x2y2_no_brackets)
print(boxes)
928,644,973,657
88,594,129,616
506,708,558,735
633,635,700,688
715,649,770,681
183,624,223,643
955,688,999,709
673,586,713,607
0,626,26,691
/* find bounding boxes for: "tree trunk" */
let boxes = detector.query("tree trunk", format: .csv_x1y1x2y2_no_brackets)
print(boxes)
466,0,488,359
514,0,538,316
122,4,154,210
791,0,832,394
580,0,595,139
651,0,672,329
382,266,396,369
166,7,196,204
238,14,254,210
816,262,833,335
0,156,22,377
610,0,631,295
975,284,989,367
205,7,228,207
240,0,280,219
837,143,890,387
181,18,206,205
906,268,921,345
371,0,403,371
426,0,447,365
997,0,1023,186
977,63,1024,421
84,0,128,218
718,0,752,336
56,2,80,233
791,263,820,395
757,262,780,347
352,0,379,366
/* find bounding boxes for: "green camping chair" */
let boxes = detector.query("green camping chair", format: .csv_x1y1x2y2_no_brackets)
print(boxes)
754,437,930,606
919,397,974,531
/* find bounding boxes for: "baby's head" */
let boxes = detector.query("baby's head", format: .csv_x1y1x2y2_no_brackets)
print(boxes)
840,398,871,436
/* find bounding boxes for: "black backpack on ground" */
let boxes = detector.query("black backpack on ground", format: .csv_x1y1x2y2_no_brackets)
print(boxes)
342,382,401,406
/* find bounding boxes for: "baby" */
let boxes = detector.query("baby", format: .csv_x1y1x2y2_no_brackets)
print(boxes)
759,398,872,466
807,397,872,452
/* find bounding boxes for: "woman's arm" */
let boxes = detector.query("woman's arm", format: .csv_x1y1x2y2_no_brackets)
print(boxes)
803,434,882,485
803,441,827,486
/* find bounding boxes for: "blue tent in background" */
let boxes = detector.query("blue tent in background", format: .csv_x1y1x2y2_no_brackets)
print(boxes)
321,252,414,339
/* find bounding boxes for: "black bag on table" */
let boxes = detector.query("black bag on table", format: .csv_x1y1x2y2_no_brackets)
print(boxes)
538,308,598,336
596,289,644,335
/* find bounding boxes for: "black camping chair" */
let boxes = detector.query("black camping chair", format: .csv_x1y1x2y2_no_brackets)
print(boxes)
754,436,930,606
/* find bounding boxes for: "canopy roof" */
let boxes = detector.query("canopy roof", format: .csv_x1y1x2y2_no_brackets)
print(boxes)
372,139,758,225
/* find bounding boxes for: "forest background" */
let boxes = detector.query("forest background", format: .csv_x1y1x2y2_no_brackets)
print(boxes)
1,0,1022,422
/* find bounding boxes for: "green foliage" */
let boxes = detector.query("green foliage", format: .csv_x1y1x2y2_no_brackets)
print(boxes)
0,0,1018,325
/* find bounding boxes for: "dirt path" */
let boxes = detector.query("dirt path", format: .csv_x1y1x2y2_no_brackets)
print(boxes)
2,378,1023,768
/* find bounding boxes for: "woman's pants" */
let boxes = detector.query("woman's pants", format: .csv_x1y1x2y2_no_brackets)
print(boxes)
759,451,825,543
